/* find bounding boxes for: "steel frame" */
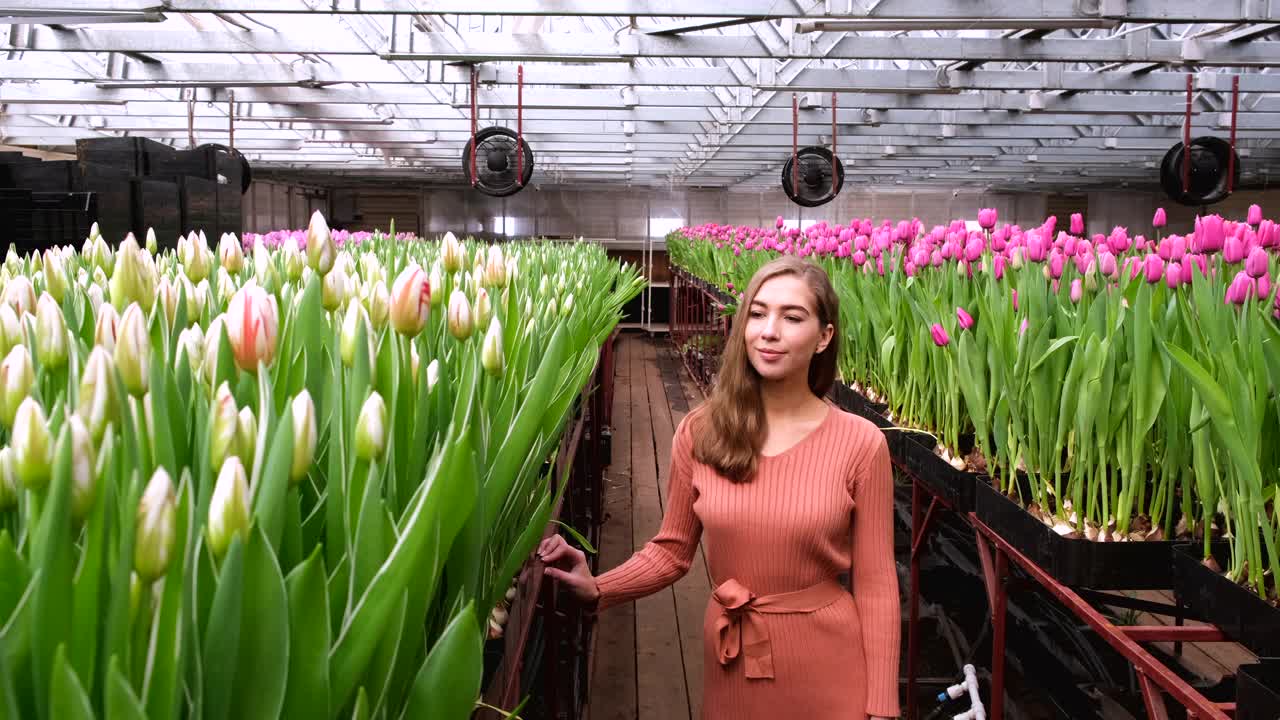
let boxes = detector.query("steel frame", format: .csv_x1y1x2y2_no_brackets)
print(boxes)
900,467,1243,720
4,4,1280,190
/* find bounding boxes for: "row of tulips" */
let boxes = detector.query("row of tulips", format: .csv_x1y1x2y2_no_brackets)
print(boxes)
0,212,644,719
668,206,1278,602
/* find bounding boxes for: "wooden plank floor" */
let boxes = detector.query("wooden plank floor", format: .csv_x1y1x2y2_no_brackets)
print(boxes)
587,334,712,720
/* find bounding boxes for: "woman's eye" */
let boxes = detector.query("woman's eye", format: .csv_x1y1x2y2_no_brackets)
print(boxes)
786,316,801,322
749,311,764,318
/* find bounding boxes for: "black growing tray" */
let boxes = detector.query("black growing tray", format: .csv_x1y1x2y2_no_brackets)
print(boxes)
1238,662,1280,719
1172,543,1280,658
975,479,1179,589
832,382,978,512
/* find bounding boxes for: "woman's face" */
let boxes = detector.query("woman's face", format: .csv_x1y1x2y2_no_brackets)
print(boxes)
744,274,833,383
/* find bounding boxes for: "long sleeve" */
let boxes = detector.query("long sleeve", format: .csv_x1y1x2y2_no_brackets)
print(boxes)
850,430,901,718
594,412,702,612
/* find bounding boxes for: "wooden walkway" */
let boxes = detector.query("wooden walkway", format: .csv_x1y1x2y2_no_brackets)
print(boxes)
587,333,711,720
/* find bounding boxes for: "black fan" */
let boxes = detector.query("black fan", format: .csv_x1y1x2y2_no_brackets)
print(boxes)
1159,136,1240,207
197,143,253,194
781,146,844,207
461,126,534,197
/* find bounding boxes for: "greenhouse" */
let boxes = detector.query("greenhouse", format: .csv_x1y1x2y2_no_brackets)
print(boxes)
1,2,1280,719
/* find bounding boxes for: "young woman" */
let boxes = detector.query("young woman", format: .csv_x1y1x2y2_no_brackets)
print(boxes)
539,256,901,720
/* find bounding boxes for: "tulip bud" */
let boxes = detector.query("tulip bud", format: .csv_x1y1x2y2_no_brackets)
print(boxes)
210,382,238,472
363,281,390,332
474,287,493,331
0,447,17,510
42,249,68,303
218,234,245,274
1248,204,1263,226
206,456,249,560
447,290,473,340
92,302,120,353
4,276,35,318
1246,246,1269,279
110,236,156,313
485,244,507,288
428,263,444,308
0,305,19,357
339,302,375,370
115,303,150,397
12,397,51,490
561,293,575,319
321,265,347,312
34,293,67,370
89,222,101,242
408,344,421,387
390,264,431,337
67,415,96,522
0,345,34,430
235,407,256,467
225,284,280,373
145,227,158,255
305,210,335,276
1070,278,1084,304
929,323,950,347
155,277,179,327
290,391,317,484
354,392,387,461
77,347,118,442
426,358,440,393
481,317,505,377
283,236,306,282
955,307,974,330
441,231,463,274
134,468,176,583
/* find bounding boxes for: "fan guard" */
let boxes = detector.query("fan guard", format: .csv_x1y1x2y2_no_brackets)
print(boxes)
1159,136,1240,207
197,143,253,194
781,147,845,208
461,126,535,197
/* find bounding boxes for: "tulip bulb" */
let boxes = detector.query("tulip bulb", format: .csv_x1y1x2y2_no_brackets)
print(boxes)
134,468,176,583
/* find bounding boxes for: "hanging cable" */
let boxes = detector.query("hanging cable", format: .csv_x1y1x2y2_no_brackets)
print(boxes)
1182,73,1193,194
228,90,235,151
792,93,799,197
1228,74,1239,194
831,91,839,198
470,65,479,187
517,65,525,188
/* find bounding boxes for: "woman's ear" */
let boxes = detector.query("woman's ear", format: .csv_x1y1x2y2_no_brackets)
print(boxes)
816,323,835,353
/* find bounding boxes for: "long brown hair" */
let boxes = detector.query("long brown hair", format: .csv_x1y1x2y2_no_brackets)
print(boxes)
690,256,840,483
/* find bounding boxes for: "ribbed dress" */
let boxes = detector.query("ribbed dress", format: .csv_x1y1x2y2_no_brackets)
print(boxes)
595,403,901,720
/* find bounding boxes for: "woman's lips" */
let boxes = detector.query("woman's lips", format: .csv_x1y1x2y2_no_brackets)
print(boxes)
757,348,785,362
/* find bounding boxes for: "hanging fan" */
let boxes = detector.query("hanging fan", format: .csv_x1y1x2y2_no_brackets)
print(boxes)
1159,137,1239,207
461,65,533,197
782,147,845,208
197,143,253,194
461,126,535,197
781,93,844,208
1159,74,1242,207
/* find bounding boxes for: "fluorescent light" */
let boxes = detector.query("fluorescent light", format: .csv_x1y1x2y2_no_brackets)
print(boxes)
753,84,960,95
794,19,1118,33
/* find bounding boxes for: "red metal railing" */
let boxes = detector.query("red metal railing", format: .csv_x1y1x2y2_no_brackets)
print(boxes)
670,267,732,394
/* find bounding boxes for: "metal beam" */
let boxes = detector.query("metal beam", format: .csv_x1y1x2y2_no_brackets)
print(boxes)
2,0,1279,22
16,27,1280,66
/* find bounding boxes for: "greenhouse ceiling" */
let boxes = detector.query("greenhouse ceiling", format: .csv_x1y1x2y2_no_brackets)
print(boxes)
3,1,1280,192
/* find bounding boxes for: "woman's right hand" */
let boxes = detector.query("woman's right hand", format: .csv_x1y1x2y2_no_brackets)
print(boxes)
538,535,600,604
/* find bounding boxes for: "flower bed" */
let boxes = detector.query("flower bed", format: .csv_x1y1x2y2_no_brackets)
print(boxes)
0,213,644,719
669,208,1279,600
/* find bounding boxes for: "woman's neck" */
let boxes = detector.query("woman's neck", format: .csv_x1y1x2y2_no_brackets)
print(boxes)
759,374,821,420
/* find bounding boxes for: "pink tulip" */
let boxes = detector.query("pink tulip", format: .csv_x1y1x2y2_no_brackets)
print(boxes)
1169,235,1187,261
775,215,785,229
1246,246,1270,278
1070,213,1085,235
1049,251,1066,280
956,307,974,330
1180,257,1195,285
931,250,944,267
225,285,280,373
1026,231,1048,262
852,250,867,266
1011,288,1019,310
1153,208,1168,228
1225,270,1254,305
1259,274,1271,301
1109,227,1132,254
1098,252,1118,278
1197,215,1226,252
978,208,998,230
1064,236,1077,257
1259,220,1277,248
1224,235,1246,264
1019,317,1028,337
992,255,1006,280
1143,254,1165,284
1070,279,1083,304
1248,204,1263,226
930,323,950,347
964,237,984,262
1166,262,1182,289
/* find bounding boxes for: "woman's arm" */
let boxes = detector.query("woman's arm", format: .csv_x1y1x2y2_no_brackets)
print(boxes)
592,412,703,612
851,431,901,719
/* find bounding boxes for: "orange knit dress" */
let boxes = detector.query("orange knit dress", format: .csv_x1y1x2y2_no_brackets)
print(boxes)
595,403,901,720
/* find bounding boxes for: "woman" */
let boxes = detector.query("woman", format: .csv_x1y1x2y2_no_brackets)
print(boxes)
539,256,901,720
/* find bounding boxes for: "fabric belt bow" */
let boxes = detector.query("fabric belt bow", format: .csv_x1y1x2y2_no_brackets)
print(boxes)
711,578,845,680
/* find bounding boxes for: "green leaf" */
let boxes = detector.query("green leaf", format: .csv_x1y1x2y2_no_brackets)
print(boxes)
201,535,245,720
230,525,290,719
49,644,94,720
552,520,597,555
251,408,295,553
402,602,483,720
105,655,147,720
31,425,75,720
282,547,330,719
143,474,192,720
